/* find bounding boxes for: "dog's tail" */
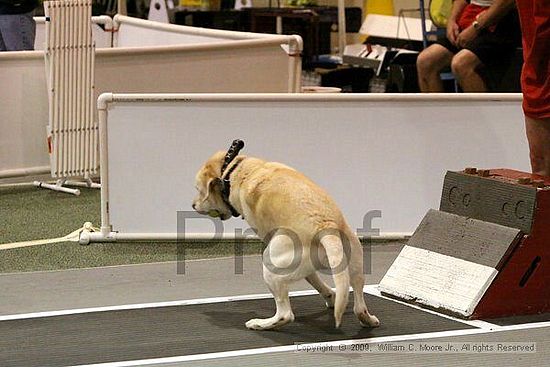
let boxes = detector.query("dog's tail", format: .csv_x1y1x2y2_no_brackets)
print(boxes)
320,234,350,328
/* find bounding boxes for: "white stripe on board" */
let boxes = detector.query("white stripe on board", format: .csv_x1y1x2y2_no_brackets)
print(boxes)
70,321,550,367
379,245,498,317
363,285,499,330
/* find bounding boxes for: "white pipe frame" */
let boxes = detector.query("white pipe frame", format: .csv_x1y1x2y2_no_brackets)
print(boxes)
33,180,81,195
84,92,522,245
34,15,114,31
0,166,51,179
97,94,109,237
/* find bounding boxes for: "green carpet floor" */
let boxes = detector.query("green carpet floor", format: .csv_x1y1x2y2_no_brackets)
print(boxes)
1,185,397,274
1,185,100,243
0,185,264,273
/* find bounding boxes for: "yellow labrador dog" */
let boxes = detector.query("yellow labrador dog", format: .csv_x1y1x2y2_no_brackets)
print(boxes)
192,140,380,330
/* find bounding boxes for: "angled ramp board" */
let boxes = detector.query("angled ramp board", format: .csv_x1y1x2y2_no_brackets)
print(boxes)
380,169,550,319
406,209,523,270
379,209,522,317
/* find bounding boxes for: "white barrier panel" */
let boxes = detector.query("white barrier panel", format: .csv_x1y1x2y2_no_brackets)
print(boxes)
109,15,301,93
95,40,296,95
87,93,528,243
0,52,49,177
34,16,113,51
113,14,293,47
0,16,301,179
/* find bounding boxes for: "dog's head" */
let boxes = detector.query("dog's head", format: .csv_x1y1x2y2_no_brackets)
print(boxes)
192,151,234,221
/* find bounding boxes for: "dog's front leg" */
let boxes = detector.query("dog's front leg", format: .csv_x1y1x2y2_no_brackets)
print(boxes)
306,272,336,309
245,266,294,330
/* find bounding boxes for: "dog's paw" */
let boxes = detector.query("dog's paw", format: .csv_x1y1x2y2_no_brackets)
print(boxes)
324,291,336,309
246,318,268,330
360,314,380,328
246,314,294,330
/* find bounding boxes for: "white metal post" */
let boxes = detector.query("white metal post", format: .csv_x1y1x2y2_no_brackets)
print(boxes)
337,0,346,57
97,93,113,236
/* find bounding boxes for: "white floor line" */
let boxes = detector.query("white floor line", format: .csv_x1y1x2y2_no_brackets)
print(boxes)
0,284,539,329
0,254,263,277
0,289,318,321
71,320,550,367
363,284,500,330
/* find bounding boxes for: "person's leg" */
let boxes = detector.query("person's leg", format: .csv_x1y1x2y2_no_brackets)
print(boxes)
19,11,36,51
0,15,9,51
416,44,454,92
525,116,550,177
0,12,35,51
450,49,488,92
0,29,6,51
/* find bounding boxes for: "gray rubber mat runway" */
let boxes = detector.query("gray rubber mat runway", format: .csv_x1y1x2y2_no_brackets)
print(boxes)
1,293,473,367
487,313,550,326
153,327,550,367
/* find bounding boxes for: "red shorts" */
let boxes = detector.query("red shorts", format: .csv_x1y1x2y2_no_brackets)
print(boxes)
517,0,550,119
457,4,495,32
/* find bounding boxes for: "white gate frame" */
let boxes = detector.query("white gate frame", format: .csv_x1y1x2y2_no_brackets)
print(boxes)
36,0,98,195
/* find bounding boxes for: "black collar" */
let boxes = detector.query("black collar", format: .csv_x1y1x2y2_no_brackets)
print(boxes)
220,139,245,217
221,157,245,217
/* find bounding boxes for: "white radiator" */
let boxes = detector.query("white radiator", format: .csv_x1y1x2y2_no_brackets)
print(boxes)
44,0,97,178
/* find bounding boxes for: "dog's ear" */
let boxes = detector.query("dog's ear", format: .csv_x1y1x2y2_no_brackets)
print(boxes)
205,177,223,199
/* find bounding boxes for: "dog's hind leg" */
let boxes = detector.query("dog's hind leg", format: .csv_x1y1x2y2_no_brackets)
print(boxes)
348,237,380,328
306,272,336,309
319,235,350,328
350,269,380,327
245,266,295,330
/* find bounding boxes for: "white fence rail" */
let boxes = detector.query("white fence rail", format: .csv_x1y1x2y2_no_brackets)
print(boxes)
34,15,113,50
